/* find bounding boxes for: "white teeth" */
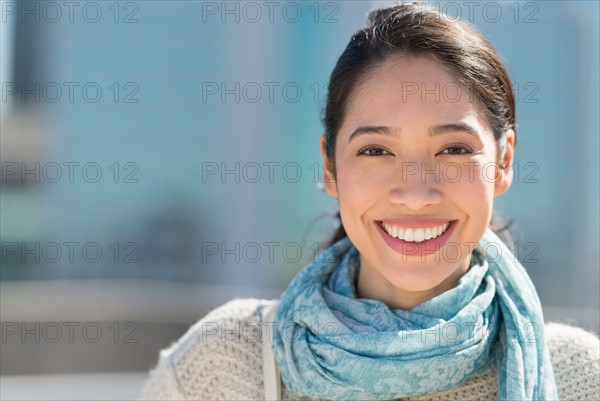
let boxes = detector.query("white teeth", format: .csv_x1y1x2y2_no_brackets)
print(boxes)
414,229,424,242
382,221,450,243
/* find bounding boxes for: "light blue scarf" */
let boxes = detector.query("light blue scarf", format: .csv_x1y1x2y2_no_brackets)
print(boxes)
271,228,558,400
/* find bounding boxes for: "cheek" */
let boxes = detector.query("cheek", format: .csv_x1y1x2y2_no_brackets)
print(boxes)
449,161,496,209
336,164,382,199
335,164,383,221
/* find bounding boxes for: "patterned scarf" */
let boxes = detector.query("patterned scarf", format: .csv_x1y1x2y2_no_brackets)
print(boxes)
271,228,557,400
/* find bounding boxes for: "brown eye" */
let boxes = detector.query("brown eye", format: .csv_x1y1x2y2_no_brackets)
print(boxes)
357,146,391,156
441,145,471,155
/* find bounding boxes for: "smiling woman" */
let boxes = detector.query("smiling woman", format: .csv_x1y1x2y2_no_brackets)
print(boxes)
319,54,515,311
139,3,599,401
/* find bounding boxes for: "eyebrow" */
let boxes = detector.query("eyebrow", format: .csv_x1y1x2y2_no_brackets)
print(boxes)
347,123,481,143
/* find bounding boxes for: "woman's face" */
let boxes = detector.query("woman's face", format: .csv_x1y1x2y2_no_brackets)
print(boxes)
320,55,515,309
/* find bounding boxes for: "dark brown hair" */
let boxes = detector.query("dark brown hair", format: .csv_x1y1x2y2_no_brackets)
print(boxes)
322,2,515,248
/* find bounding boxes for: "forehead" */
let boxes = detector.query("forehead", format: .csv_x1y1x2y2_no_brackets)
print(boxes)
342,55,490,133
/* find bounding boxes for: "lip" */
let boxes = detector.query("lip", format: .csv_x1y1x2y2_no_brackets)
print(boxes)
375,220,458,257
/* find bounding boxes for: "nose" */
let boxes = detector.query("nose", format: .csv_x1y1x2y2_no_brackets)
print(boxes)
388,162,443,210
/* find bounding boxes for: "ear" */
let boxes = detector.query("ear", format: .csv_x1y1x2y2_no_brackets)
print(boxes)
320,134,339,198
494,128,515,196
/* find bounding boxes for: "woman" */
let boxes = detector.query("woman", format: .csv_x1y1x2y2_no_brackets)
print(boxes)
140,3,599,400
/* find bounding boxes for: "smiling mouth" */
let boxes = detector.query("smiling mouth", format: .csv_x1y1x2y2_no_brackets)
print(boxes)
378,220,456,243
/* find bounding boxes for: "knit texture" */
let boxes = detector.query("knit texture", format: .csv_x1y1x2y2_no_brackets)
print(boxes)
139,298,600,401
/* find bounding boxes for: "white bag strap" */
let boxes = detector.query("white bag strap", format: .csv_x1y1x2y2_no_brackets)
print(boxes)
262,300,282,401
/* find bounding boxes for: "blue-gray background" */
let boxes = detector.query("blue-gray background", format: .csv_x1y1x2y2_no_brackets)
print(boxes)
1,1,598,399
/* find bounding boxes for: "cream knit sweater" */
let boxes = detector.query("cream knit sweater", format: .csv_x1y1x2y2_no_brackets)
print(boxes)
140,298,600,401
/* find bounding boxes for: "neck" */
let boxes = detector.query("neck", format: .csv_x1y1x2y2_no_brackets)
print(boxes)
355,254,472,310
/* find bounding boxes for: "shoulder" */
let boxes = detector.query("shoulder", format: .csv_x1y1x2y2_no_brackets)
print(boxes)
544,321,600,400
163,297,269,362
545,321,600,354
401,322,599,401
139,297,275,401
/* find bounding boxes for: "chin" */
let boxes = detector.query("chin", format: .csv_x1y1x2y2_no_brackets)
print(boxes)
384,262,459,293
